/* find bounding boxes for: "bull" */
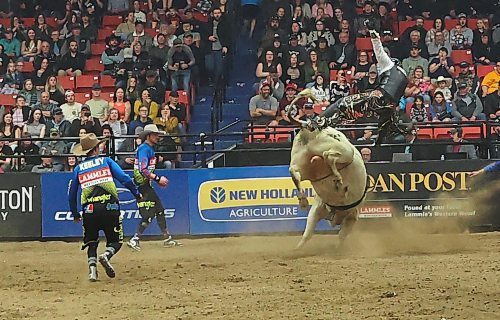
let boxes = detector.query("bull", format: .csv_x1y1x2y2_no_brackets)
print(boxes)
286,89,368,248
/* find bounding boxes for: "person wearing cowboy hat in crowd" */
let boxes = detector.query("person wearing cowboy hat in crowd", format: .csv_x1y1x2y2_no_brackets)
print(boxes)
432,76,453,102
68,133,142,281
101,35,124,76
127,124,181,251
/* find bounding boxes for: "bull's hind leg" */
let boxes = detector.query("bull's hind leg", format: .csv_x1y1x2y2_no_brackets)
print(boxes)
289,165,309,209
338,208,358,243
322,150,346,192
296,200,328,249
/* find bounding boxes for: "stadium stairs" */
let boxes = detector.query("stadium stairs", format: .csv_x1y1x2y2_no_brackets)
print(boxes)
179,37,257,168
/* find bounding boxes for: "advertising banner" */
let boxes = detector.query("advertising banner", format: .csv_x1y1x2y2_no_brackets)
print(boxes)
41,170,190,238
188,160,494,235
188,166,333,235
365,160,493,219
0,173,41,238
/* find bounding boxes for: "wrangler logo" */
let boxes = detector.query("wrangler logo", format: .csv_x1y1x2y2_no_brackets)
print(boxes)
138,201,156,210
87,194,112,203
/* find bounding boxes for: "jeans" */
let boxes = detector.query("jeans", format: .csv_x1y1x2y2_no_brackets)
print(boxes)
171,69,191,93
205,50,223,83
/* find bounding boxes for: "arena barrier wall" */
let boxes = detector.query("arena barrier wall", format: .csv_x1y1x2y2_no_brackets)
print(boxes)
0,173,42,238
40,171,190,238
15,159,495,239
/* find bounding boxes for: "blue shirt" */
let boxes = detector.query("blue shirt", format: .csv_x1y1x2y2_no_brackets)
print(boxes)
68,156,140,216
134,143,156,186
484,161,500,173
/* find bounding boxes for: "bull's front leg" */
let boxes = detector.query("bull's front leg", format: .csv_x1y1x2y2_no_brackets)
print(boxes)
289,165,309,209
296,199,328,249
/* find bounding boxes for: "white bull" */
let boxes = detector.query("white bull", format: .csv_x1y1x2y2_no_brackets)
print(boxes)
286,89,368,248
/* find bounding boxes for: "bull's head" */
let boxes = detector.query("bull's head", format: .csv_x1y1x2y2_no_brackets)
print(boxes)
285,88,322,131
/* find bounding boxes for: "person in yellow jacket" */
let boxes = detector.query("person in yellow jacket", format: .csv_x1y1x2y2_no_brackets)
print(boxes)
134,89,159,120
153,104,181,144
481,62,500,97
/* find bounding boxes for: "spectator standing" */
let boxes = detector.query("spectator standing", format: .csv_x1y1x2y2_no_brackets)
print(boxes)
81,12,97,43
353,1,380,37
204,7,232,85
132,0,147,22
165,39,195,95
49,30,65,58
34,14,53,43
150,33,170,82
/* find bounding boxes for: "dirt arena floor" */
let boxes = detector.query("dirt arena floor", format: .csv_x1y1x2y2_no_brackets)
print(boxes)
1,226,499,320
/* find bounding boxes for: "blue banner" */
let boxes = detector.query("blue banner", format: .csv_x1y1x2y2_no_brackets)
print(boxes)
187,166,332,235
41,170,190,238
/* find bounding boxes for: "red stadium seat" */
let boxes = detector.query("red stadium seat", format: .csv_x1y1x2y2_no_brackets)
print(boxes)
461,126,482,139
91,43,107,57
330,70,338,82
434,127,452,139
398,21,415,35
467,19,478,30
75,75,99,93
46,17,58,28
313,104,327,115
248,126,272,143
0,18,10,28
272,127,294,142
405,102,414,116
23,18,35,27
416,127,433,139
74,92,90,104
0,94,16,107
476,65,495,78
445,19,458,30
100,75,115,89
23,62,34,73
57,76,75,90
85,59,104,75
98,28,114,41
451,50,473,65
355,37,373,51
423,20,434,31
103,15,123,28
145,28,157,37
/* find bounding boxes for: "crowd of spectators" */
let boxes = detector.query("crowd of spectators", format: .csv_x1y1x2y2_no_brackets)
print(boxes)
0,0,499,172
248,0,500,160
0,0,239,172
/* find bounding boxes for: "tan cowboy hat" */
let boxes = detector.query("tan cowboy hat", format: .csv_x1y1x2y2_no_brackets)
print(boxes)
431,76,452,87
73,133,107,156
139,124,165,140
